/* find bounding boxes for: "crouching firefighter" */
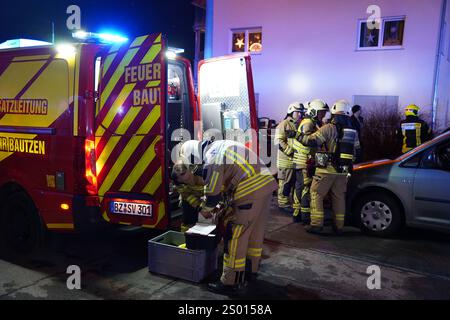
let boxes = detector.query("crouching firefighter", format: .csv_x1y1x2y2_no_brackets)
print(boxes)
171,141,210,232
295,100,360,235
275,102,303,214
292,99,328,224
177,139,277,294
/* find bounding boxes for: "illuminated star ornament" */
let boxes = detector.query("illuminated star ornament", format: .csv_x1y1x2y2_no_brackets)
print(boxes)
367,32,375,44
235,38,244,49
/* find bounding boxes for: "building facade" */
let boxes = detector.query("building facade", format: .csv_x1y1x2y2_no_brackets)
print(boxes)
204,0,450,131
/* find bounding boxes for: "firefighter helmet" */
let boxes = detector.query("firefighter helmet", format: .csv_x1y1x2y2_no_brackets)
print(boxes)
306,99,329,118
331,99,352,116
178,140,203,165
405,104,420,117
287,102,305,115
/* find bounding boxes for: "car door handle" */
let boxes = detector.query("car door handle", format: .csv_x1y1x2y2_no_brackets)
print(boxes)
401,178,412,184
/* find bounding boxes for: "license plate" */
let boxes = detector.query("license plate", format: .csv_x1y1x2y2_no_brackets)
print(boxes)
110,201,152,217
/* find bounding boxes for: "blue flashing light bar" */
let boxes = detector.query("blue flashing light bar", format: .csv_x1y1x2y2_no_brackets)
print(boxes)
72,31,128,44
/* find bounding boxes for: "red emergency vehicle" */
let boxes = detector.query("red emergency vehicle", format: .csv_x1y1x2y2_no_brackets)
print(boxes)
0,33,258,252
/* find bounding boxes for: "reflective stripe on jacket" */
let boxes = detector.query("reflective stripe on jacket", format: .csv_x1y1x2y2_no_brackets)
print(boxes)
293,118,318,168
275,117,297,169
203,140,278,210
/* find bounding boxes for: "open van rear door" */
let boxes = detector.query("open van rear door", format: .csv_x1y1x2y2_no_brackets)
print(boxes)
95,33,168,229
197,54,258,153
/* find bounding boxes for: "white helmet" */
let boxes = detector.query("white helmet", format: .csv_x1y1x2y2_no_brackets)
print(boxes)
178,140,203,165
331,99,352,116
306,99,329,118
287,102,305,115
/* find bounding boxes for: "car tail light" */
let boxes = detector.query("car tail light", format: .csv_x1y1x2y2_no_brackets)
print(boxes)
85,139,97,195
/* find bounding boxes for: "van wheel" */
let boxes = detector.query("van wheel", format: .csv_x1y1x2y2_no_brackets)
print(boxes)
354,193,403,237
0,192,43,254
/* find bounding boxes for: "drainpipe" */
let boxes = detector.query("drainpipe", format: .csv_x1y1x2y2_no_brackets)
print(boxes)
204,0,214,59
432,0,447,132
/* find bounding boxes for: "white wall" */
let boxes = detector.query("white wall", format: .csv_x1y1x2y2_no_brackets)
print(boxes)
435,0,450,132
212,0,442,122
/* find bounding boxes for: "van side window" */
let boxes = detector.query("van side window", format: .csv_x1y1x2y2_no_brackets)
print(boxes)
436,142,450,172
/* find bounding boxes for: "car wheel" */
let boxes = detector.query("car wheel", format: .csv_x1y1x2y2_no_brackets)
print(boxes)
354,193,403,237
0,192,43,255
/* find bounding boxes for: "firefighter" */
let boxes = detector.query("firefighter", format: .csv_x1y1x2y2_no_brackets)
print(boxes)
292,99,329,224
295,100,359,235
171,141,209,232
275,102,303,214
397,104,432,154
173,139,277,294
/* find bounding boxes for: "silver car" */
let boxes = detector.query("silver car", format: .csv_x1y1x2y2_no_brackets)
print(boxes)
348,131,450,237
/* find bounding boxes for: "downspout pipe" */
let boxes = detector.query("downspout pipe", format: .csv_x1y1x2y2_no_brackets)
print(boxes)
204,0,214,59
432,0,447,132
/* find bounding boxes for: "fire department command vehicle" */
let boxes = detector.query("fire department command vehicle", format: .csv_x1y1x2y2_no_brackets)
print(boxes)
0,32,259,253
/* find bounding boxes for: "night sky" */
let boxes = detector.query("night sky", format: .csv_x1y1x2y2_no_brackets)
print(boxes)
0,0,196,60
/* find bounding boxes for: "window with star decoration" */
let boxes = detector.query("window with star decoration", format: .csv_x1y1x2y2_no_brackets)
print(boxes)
358,17,405,50
232,28,263,53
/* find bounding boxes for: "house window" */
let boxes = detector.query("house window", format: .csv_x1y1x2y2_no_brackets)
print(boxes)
358,17,405,50
231,28,262,53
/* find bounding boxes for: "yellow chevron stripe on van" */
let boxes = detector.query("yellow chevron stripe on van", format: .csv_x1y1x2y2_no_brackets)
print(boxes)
96,83,136,136
140,43,162,65
130,35,149,48
73,51,81,136
120,136,160,192
142,167,162,196
98,135,144,196
102,53,117,78
100,48,139,111
136,105,160,134
1,60,69,128
115,106,142,134
146,80,161,88
96,136,121,175
98,106,161,196
0,61,46,100
96,106,141,174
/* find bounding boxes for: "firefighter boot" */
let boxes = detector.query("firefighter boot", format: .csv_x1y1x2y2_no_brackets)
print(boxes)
207,280,242,295
331,224,344,236
279,206,294,215
292,212,303,223
305,225,324,234
245,259,258,282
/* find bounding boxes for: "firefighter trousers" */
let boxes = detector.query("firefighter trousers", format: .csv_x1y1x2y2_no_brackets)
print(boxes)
293,169,312,222
277,167,295,208
310,173,347,229
221,196,271,286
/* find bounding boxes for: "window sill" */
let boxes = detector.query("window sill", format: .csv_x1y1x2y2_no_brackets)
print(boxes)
355,46,404,52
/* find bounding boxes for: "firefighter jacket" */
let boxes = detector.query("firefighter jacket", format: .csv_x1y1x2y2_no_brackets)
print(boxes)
174,177,205,209
397,116,431,153
202,140,278,211
293,117,319,169
275,117,297,169
299,115,360,175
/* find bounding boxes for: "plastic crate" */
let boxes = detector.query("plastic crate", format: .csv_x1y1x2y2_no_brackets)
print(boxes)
148,231,218,283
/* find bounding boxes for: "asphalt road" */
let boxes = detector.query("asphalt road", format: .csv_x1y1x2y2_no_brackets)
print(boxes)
1,196,450,300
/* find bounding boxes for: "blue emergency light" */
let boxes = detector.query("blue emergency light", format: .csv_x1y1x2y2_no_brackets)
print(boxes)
72,31,128,44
